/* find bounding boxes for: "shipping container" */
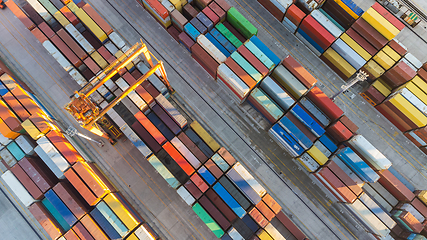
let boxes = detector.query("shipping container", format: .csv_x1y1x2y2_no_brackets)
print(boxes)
42,40,73,72
255,199,275,221
28,202,64,239
347,135,391,170
336,147,379,183
80,214,109,240
5,1,35,30
45,189,77,226
213,182,246,217
184,128,214,158
42,197,71,231
237,45,269,76
215,23,242,49
279,116,313,150
142,0,171,28
53,182,88,220
36,136,70,172
362,183,393,212
351,18,387,50
272,65,307,99
199,195,230,231
332,38,366,70
46,130,83,164
210,28,236,54
227,7,257,39
90,207,122,239
176,185,195,205
297,152,320,172
227,168,262,204
326,160,362,196
19,156,57,193
191,43,219,78
362,8,400,41
260,76,295,111
291,104,325,137
10,163,43,199
64,167,98,206
192,203,224,237
248,88,284,124
378,169,415,202
269,123,304,157
326,120,353,143
311,10,343,38
300,15,335,50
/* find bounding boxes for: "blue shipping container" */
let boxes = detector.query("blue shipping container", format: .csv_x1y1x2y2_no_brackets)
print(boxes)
341,0,364,16
291,104,325,137
249,36,281,66
205,33,230,57
197,12,213,31
97,201,128,237
226,168,261,204
198,166,216,185
319,135,338,153
190,18,207,35
242,214,259,232
7,142,25,161
90,208,122,239
42,198,70,231
260,76,295,111
270,123,304,156
296,28,325,53
279,116,313,150
0,82,8,96
210,28,236,54
213,183,246,218
146,111,175,141
45,190,77,226
388,167,415,192
184,23,201,42
299,97,330,127
337,147,379,183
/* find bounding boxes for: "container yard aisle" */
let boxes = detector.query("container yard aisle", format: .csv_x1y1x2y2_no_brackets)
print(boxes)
0,5,217,240
85,0,375,239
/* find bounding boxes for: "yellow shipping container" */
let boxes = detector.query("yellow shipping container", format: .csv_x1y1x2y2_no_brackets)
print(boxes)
74,8,107,42
364,60,385,79
362,8,400,40
190,121,220,152
411,76,427,95
169,0,182,12
378,78,392,91
91,51,108,69
373,51,395,70
257,229,274,240
389,94,427,127
340,33,371,61
307,146,328,165
418,190,427,205
323,48,356,78
66,2,79,13
53,11,70,27
125,234,139,240
21,119,44,140
334,0,359,19
382,45,401,62
372,80,391,97
405,82,427,105
104,193,140,230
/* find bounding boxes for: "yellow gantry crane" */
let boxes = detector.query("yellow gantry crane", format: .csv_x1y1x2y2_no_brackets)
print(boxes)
65,41,173,144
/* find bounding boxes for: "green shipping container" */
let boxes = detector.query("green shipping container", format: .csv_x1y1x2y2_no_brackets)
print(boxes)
319,9,345,32
147,155,180,189
227,7,258,39
231,52,262,82
42,198,70,231
244,41,275,70
192,203,224,238
251,88,284,121
215,23,242,48
7,142,25,161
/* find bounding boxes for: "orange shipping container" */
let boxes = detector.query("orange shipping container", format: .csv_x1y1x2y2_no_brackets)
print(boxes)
80,215,109,240
3,92,31,121
163,142,194,175
72,222,94,240
0,100,23,131
285,4,306,27
11,86,42,116
0,118,20,139
64,168,98,206
72,162,111,199
282,55,317,89
46,130,83,164
31,27,48,43
29,113,56,134
134,111,166,144
5,0,35,30
82,4,113,35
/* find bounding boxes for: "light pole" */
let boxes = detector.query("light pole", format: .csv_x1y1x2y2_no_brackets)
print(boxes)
65,126,104,147
330,70,369,101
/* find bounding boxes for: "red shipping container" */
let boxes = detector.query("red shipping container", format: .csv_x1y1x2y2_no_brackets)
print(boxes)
167,25,180,43
142,81,160,100
351,18,387,50
31,27,48,43
388,39,407,56
363,86,385,105
11,86,42,116
205,159,222,178
60,6,80,26
73,161,110,199
381,70,406,89
11,164,43,199
64,229,80,240
203,7,220,25
317,167,356,203
326,121,353,143
418,69,427,83
19,156,57,193
134,111,166,144
395,61,417,81
372,3,405,31
345,28,377,56
237,45,269,77
80,215,109,240
206,189,237,222
262,194,281,214
282,55,317,89
223,22,246,43
28,202,64,240
64,168,98,206
163,142,194,175
218,147,236,166
257,0,285,22
97,46,114,64
177,132,208,163
256,200,275,221
399,211,423,233
57,28,88,60
326,161,362,196
3,92,31,121
199,195,230,230
339,115,358,134
215,0,231,11
178,32,195,51
84,57,101,74
53,182,88,220
0,100,22,132
285,4,306,27
122,72,154,106
377,169,415,202
225,57,256,89
50,34,82,67
275,211,307,240
411,198,427,219
5,0,35,30
375,103,411,132
82,4,113,35
209,2,226,22
191,44,219,78
184,180,202,199
46,130,83,164
307,86,344,121
191,173,209,192
300,16,335,50
249,207,268,228
384,100,418,130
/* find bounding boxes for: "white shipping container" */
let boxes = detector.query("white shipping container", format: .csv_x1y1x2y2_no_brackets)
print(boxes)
0,148,17,168
409,131,427,146
217,64,249,98
34,146,64,178
332,39,366,70
404,53,422,69
134,224,156,240
402,58,418,73
362,184,393,212
228,227,244,240
69,68,87,87
91,91,104,105
155,94,187,129
347,135,392,170
104,41,119,56
160,0,175,13
197,35,227,64
233,162,266,197
282,17,297,33
1,170,36,206
42,41,73,72
97,85,109,96
104,79,118,92
314,140,331,158
271,65,307,98
176,186,195,206
311,10,343,38
270,0,288,13
0,132,11,150
27,0,53,25
399,203,425,223
400,89,427,116
65,24,94,53
346,199,390,238
108,32,126,49
171,137,200,169
116,78,147,111
359,193,397,229
36,136,70,172
297,152,320,172
260,76,295,111
117,93,139,116
264,223,286,240
121,124,152,157
15,135,36,155
368,182,399,207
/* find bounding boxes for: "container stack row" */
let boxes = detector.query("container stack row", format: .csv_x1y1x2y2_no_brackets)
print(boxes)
0,69,158,240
